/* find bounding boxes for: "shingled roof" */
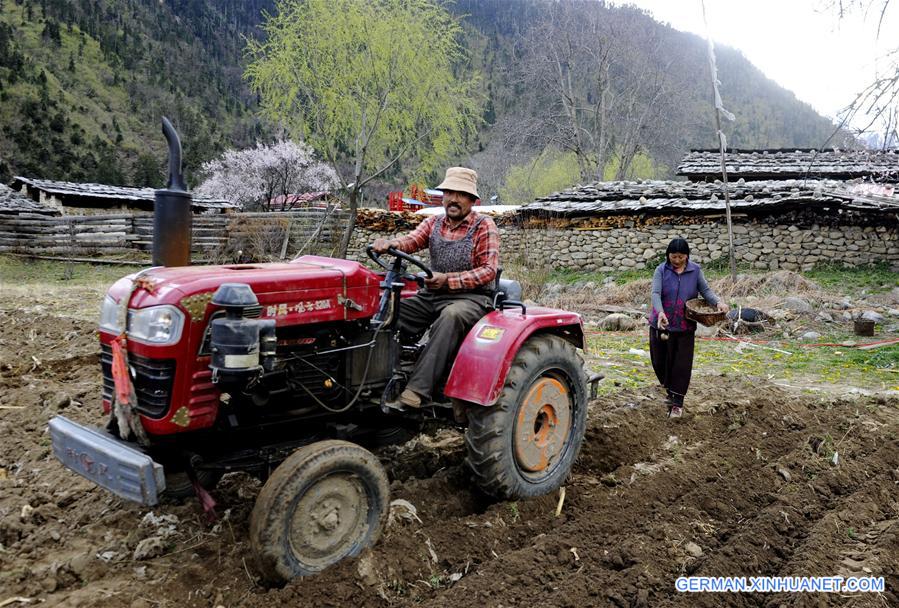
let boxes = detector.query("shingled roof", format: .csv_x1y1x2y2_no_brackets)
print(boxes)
677,149,899,182
11,177,238,213
521,179,899,217
0,183,60,215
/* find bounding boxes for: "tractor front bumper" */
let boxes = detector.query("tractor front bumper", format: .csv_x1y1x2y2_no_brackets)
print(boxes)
49,416,166,506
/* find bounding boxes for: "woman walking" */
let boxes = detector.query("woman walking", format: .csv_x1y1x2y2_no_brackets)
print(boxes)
648,238,728,418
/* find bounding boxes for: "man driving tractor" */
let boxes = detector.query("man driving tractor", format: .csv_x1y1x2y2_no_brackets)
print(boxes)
372,166,499,410
50,122,590,587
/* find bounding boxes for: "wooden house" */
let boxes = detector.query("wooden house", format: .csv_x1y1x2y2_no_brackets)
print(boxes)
11,177,238,215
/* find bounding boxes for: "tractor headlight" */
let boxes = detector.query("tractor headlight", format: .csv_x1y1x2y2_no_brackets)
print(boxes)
127,306,185,345
99,295,122,334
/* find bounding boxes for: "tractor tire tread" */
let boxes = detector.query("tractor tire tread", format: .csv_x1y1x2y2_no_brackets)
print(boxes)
464,334,587,500
249,440,389,586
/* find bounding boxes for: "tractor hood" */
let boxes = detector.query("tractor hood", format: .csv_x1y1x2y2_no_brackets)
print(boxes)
105,255,382,323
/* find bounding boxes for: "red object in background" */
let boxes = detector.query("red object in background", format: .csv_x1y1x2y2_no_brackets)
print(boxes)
387,185,444,212
387,191,407,211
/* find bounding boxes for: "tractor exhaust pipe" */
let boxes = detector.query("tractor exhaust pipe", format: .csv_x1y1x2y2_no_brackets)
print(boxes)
152,117,192,267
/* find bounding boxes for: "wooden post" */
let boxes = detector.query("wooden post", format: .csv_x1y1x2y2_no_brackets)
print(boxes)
714,111,737,283
703,0,737,283
279,217,293,260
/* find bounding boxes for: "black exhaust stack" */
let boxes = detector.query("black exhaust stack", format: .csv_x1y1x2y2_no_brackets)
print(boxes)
152,117,192,267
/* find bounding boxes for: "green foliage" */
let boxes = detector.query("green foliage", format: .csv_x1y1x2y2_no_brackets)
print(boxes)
132,152,163,188
551,267,650,286
0,0,266,183
499,148,581,204
245,0,482,186
602,150,664,181
0,0,855,190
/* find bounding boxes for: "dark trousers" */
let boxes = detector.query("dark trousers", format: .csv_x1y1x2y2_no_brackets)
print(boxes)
649,327,695,405
398,290,491,399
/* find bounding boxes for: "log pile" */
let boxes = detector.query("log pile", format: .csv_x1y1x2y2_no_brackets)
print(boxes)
132,216,228,252
0,213,137,255
355,208,425,231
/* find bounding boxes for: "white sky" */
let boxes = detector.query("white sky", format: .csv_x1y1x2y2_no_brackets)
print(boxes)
613,1,899,129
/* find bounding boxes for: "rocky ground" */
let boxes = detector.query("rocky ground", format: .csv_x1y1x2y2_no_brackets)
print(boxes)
0,261,897,607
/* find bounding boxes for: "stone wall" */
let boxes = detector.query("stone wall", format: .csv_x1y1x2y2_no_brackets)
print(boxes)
350,220,898,272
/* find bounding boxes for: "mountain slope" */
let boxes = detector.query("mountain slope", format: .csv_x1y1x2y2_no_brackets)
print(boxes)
0,0,269,186
0,0,847,191
455,1,847,190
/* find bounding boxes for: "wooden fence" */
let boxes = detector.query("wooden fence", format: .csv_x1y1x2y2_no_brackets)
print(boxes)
0,209,349,261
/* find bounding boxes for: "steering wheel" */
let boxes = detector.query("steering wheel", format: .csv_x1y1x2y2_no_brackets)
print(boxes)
366,245,434,285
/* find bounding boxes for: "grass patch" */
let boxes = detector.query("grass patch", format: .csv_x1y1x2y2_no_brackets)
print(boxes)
804,262,897,294
551,267,650,286
0,255,132,287
551,262,898,293
586,331,899,394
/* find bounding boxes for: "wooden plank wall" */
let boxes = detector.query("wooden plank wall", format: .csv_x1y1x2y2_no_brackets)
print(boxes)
0,209,348,259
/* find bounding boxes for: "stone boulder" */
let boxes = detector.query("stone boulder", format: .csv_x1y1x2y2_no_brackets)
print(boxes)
599,313,639,331
782,297,813,314
860,311,885,324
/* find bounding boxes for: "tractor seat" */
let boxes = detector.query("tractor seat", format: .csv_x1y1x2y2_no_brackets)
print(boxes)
495,278,522,304
492,267,523,310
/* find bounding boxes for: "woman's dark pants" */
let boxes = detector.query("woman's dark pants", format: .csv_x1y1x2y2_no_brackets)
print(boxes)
649,327,695,406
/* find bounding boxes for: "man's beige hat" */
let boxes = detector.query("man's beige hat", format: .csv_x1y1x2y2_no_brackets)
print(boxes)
436,167,479,200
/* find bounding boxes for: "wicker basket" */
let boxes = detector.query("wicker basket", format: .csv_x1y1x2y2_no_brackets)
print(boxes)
685,298,726,326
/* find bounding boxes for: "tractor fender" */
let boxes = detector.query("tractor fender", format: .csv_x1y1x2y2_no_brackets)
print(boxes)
443,307,585,406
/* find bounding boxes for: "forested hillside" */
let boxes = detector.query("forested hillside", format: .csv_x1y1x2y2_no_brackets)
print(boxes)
0,0,268,186
457,0,850,198
0,0,850,195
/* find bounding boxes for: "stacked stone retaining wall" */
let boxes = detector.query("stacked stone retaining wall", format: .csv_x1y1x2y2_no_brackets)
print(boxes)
350,221,898,272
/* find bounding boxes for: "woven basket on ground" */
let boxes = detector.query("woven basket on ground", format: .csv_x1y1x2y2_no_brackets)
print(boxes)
685,298,726,326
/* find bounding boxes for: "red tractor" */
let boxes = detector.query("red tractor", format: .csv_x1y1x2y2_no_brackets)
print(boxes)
49,121,597,585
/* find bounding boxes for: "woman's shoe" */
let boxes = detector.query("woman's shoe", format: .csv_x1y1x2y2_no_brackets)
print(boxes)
668,405,683,418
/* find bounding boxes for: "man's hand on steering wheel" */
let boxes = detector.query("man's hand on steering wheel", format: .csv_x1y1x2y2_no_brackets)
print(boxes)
366,243,434,286
424,272,448,290
371,238,397,254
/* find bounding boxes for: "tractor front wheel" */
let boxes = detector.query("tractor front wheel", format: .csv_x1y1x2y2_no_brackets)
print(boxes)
465,334,587,500
250,440,389,586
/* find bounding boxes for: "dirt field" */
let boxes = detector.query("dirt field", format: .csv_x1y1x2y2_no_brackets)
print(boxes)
1,260,897,607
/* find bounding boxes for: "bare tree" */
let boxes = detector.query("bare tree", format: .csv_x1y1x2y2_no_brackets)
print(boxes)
826,0,899,146
511,0,683,182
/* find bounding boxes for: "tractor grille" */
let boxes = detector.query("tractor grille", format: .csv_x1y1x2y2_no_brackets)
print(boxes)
100,344,176,419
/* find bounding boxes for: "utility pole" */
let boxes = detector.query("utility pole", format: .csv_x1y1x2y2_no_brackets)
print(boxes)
702,1,737,282
713,105,737,283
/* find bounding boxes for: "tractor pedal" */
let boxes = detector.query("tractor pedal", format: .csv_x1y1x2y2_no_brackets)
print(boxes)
381,400,406,414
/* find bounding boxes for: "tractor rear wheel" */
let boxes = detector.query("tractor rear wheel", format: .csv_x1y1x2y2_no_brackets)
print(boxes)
465,334,587,500
250,440,389,586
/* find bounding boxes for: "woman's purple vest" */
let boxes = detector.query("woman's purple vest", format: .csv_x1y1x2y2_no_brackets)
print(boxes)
648,261,703,332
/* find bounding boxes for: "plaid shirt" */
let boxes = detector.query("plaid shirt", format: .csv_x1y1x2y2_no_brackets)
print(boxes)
394,211,499,291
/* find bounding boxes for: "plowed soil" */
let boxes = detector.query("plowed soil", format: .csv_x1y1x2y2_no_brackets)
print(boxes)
1,286,897,608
